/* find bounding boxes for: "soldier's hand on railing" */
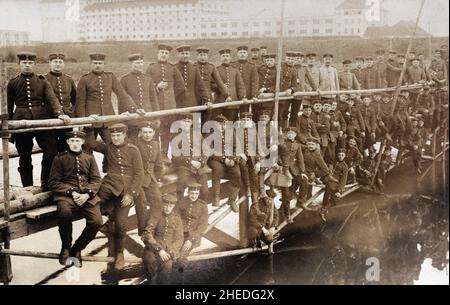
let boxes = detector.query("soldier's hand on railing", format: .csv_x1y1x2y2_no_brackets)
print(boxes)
204,102,213,110
181,240,192,253
89,114,99,121
285,89,293,96
136,108,146,115
121,194,134,207
252,97,259,103
158,249,171,262
58,114,71,124
335,192,342,199
361,132,366,137
301,173,308,181
226,96,233,103
242,98,249,105
191,160,202,169
338,131,344,137
120,111,131,117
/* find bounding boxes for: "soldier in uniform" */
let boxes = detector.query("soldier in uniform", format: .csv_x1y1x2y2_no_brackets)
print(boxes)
175,45,210,111
279,51,299,129
48,131,103,267
305,53,321,107
134,121,164,227
352,56,365,84
171,113,209,203
231,46,259,113
318,53,340,103
319,148,348,222
257,53,277,117
329,100,347,150
430,49,448,84
301,137,333,202
146,44,186,163
94,123,145,270
260,46,268,62
120,53,160,139
361,56,386,90
311,100,331,156
342,98,366,151
194,47,229,122
356,146,378,187
214,48,247,121
294,51,318,126
386,50,402,87
177,182,208,272
373,49,388,88
322,100,344,167
339,60,361,91
45,53,77,152
142,194,184,285
75,52,136,153
359,94,377,149
250,47,262,66
295,104,319,145
405,117,423,174
248,191,279,247
278,127,307,221
345,136,363,184
7,52,70,189
207,115,242,212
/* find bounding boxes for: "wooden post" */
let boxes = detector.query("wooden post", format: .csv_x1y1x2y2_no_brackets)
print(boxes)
442,124,447,202
432,131,437,194
0,56,13,284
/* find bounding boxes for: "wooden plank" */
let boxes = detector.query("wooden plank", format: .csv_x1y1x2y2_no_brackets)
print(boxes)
25,206,57,220
204,227,240,249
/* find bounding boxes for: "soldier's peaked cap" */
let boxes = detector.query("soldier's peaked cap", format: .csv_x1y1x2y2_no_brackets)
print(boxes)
48,53,66,61
128,53,144,61
260,46,268,49
240,112,253,119
196,47,210,53
108,123,128,133
285,51,297,57
139,121,159,130
251,47,260,51
284,127,298,133
187,182,202,190
178,112,194,120
265,53,276,59
295,51,305,57
162,194,178,204
17,51,37,61
306,136,320,144
323,53,334,58
215,114,228,123
347,135,357,141
176,45,191,52
259,110,272,117
306,53,317,58
89,52,106,61
376,49,386,55
388,50,397,54
342,59,352,65
66,130,86,139
158,44,173,51
337,148,346,154
354,56,365,61
219,48,232,55
236,46,248,51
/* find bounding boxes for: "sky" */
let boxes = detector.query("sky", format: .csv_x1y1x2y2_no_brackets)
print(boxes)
0,0,448,41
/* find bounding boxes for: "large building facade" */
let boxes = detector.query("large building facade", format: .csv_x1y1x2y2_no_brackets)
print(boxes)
40,0,389,43
0,30,31,47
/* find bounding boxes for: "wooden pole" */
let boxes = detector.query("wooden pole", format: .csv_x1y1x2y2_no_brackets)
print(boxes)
390,0,426,116
442,123,447,202
432,131,437,194
272,0,286,125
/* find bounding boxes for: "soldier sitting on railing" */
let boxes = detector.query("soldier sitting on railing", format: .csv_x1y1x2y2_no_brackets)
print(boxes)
342,98,365,151
311,100,331,156
248,190,279,248
319,148,348,222
142,194,184,285
48,131,103,268
356,146,378,188
295,104,319,147
177,183,208,275
171,113,209,203
207,115,242,212
414,86,435,130
345,136,363,185
134,121,164,228
371,92,393,143
378,145,394,187
93,123,146,271
404,117,424,174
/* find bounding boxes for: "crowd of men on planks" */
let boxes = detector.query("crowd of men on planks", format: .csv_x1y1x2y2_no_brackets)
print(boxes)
5,42,448,284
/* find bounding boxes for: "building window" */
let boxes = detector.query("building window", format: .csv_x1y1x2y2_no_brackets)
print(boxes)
242,31,249,36
325,19,333,24
325,29,332,34
221,32,227,36
313,19,320,25
300,20,308,25
264,30,271,35
232,32,238,36
300,29,307,35
288,30,295,35
253,22,260,26
313,29,320,34
265,21,271,26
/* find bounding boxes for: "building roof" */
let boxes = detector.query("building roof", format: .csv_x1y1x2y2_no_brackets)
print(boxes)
365,20,430,38
84,0,199,11
336,0,369,10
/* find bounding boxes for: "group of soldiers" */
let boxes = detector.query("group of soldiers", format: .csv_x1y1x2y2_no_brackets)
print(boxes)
5,42,448,284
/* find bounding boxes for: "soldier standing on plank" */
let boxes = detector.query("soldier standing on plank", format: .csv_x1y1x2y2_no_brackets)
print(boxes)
75,52,136,153
146,44,186,163
120,53,160,140
231,45,259,114
44,53,77,152
48,131,102,267
7,52,70,190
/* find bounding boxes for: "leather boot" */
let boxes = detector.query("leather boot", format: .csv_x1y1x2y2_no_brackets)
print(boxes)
227,186,240,213
59,248,70,266
114,252,125,271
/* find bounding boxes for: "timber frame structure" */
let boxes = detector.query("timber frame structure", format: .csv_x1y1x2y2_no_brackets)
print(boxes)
0,0,448,285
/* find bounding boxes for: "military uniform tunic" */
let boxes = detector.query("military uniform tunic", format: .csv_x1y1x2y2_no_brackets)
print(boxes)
178,198,208,248
175,61,210,108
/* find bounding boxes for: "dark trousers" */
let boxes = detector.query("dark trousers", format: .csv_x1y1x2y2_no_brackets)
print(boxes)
143,247,174,284
248,227,273,246
239,158,259,196
322,180,340,210
161,114,177,158
177,167,209,202
15,131,58,188
57,199,103,251
279,100,292,129
84,127,111,153
208,159,241,198
99,187,146,252
134,184,162,235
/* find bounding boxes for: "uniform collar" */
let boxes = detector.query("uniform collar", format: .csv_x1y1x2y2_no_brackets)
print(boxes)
112,141,127,148
221,63,230,67
69,149,83,156
20,72,34,77
92,70,104,76
49,71,63,77
238,59,247,64
131,71,143,76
